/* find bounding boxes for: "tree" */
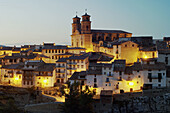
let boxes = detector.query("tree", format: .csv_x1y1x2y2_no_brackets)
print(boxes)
60,81,94,113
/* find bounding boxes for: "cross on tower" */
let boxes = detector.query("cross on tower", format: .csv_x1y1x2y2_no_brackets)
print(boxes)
85,9,87,13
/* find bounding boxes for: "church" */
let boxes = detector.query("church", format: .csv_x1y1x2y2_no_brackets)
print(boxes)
71,12,132,51
71,13,157,64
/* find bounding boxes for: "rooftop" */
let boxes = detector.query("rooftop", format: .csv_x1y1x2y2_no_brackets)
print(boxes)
91,29,131,34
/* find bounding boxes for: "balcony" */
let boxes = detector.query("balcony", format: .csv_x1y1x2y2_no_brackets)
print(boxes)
67,62,77,65
56,75,65,78
56,71,65,74
126,77,132,81
78,76,86,79
8,71,13,74
36,74,53,76
16,71,22,74
67,67,76,70
148,75,162,79
105,78,110,83
107,74,113,77
4,75,8,78
56,65,65,68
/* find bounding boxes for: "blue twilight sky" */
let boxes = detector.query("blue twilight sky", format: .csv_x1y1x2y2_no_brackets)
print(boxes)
0,0,170,46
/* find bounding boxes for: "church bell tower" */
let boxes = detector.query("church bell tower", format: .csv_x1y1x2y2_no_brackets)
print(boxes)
81,13,91,34
72,15,81,34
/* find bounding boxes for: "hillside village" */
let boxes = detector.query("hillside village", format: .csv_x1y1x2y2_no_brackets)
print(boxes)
0,13,170,112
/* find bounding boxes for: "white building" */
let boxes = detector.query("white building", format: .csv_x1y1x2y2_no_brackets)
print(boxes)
69,59,167,95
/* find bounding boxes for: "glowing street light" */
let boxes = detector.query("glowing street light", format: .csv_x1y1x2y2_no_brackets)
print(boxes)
129,82,134,86
15,77,19,80
43,80,47,83
144,55,148,59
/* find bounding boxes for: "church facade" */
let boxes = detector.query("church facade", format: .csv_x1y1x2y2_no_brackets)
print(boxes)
71,13,132,52
71,13,157,64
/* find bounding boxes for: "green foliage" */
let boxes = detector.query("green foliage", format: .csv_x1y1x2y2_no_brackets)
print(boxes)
60,81,94,113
